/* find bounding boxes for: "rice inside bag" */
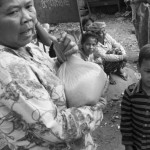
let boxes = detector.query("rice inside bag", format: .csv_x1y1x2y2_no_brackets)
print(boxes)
57,54,108,107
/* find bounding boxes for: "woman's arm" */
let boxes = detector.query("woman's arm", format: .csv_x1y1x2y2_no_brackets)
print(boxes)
0,63,106,143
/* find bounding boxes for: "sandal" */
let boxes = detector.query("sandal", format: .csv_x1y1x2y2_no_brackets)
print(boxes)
109,75,116,85
116,72,128,81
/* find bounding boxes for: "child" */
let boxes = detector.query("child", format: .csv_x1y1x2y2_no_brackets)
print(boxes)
79,32,104,68
82,17,94,32
120,44,150,150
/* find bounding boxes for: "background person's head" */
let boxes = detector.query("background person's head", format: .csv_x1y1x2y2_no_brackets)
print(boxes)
81,32,98,56
0,0,37,49
138,44,150,89
82,17,94,31
87,21,106,40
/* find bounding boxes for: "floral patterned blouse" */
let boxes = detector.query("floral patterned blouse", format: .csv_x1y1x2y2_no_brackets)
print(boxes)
0,43,106,150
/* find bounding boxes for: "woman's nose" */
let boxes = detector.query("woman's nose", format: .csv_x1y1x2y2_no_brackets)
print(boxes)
90,45,93,49
21,9,32,24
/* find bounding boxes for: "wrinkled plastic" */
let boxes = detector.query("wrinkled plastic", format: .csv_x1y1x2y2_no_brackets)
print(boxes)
57,54,108,107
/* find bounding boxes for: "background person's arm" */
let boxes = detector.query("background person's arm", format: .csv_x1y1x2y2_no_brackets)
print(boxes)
94,46,125,62
106,34,126,56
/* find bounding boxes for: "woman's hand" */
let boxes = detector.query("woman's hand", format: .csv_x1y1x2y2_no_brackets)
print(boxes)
53,32,79,63
35,21,78,61
55,32,78,57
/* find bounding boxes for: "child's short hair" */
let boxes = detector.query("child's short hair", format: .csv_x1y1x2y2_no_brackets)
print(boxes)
138,44,150,66
81,32,99,45
82,18,94,28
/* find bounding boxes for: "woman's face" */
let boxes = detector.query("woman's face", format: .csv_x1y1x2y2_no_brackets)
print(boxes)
0,0,37,49
83,37,97,56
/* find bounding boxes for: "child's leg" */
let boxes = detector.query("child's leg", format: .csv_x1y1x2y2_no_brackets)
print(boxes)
103,61,120,85
115,61,128,81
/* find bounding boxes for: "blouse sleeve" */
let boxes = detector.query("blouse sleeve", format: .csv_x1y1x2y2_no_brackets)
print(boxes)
106,34,126,55
94,46,125,62
0,63,106,144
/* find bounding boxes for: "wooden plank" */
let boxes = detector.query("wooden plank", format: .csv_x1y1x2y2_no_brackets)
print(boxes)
34,0,80,24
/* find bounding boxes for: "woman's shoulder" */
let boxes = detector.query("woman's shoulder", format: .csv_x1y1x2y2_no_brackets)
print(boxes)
0,46,21,65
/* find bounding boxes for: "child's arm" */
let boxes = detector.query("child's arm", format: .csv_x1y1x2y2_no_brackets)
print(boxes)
120,84,134,148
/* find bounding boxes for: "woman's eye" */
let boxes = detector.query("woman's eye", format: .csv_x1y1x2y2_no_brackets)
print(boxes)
8,10,19,15
26,4,33,10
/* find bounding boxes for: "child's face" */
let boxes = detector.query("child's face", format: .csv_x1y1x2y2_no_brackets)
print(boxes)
138,59,150,89
83,37,97,56
84,20,93,31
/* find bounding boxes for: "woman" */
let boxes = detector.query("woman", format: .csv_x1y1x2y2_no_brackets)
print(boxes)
0,0,106,150
87,21,127,84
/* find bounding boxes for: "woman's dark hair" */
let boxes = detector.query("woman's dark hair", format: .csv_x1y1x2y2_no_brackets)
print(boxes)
82,18,94,28
81,32,99,45
138,44,150,66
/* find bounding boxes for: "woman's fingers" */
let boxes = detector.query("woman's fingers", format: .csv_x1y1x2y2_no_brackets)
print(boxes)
62,34,71,49
64,41,78,56
57,32,67,43
64,46,78,56
53,31,78,57
48,34,58,44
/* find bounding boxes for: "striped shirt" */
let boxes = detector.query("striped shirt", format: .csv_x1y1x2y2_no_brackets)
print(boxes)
121,80,150,150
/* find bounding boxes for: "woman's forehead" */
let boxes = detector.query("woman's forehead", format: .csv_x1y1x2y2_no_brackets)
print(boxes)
0,0,33,7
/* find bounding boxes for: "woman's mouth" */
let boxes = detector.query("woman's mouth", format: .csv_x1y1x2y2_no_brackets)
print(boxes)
21,29,33,37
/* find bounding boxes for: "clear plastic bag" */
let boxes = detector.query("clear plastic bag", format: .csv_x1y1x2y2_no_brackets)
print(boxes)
57,54,108,107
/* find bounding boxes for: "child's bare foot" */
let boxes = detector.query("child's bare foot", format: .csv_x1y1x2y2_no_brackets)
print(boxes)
116,68,128,81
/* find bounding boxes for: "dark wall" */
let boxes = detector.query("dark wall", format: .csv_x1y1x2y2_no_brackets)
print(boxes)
34,0,80,24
